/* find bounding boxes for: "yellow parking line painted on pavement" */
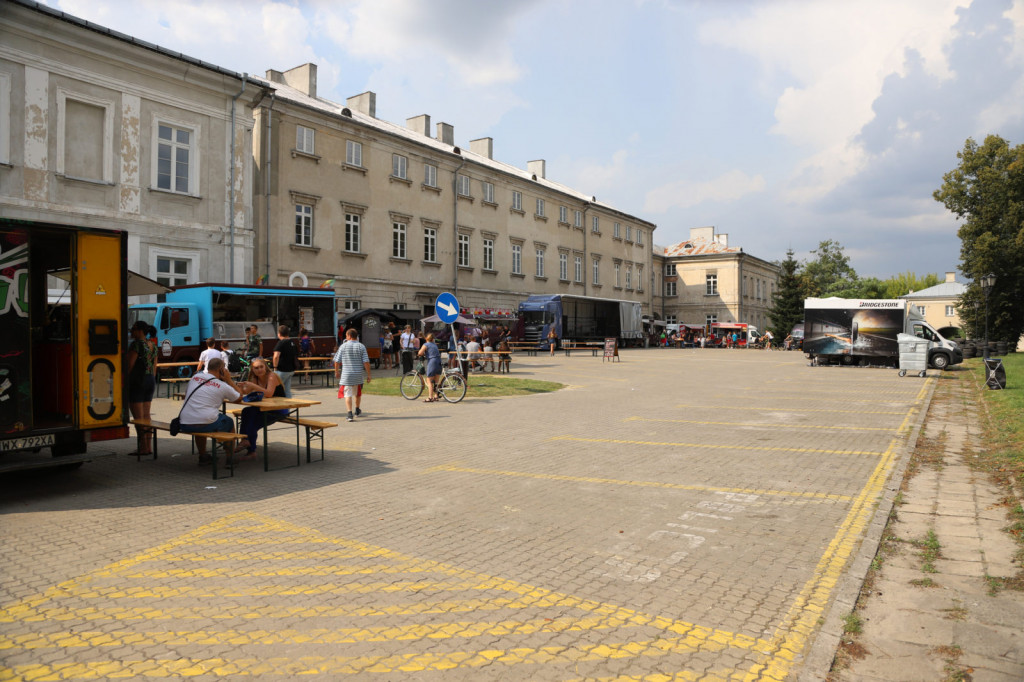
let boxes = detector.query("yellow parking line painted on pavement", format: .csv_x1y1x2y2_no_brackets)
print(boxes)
625,417,897,432
743,378,931,680
676,403,907,415
427,464,853,501
552,435,885,457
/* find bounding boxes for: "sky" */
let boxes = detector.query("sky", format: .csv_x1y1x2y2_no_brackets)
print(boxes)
45,0,1024,280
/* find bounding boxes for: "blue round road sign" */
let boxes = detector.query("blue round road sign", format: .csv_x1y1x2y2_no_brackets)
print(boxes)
435,292,460,324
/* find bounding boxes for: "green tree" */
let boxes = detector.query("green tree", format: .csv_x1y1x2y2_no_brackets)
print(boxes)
881,272,941,299
934,135,1024,344
802,239,859,297
767,249,806,338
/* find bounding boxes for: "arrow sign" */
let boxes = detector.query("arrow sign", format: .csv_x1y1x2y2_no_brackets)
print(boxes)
435,292,460,324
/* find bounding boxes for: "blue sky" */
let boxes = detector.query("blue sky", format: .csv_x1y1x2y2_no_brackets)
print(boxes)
49,0,1024,279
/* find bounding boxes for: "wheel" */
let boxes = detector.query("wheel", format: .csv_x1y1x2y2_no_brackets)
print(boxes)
899,369,907,377
930,353,950,370
919,371,927,378
841,354,855,366
176,361,196,378
399,371,424,400
439,372,467,403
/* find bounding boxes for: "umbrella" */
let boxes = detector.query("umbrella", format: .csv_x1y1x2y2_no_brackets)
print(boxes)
421,314,475,325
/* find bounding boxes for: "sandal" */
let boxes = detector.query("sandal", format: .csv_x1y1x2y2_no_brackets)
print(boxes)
423,397,437,402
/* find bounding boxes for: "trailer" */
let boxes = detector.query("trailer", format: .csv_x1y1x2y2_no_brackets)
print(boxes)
803,298,962,369
518,294,643,347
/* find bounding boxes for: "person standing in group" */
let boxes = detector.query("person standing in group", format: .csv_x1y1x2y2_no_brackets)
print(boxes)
177,358,248,465
127,320,158,457
381,327,394,370
245,325,262,360
272,325,299,398
399,325,416,374
333,328,371,422
417,333,442,402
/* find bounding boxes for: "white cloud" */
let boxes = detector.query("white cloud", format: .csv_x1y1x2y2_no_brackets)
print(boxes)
644,170,766,213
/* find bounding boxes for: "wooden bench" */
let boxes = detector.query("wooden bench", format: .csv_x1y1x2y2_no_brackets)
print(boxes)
563,341,603,357
130,418,244,480
226,409,338,466
158,377,191,399
507,342,538,356
294,367,334,387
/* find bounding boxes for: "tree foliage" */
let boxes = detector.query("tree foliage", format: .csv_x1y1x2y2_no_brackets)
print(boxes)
802,239,859,297
767,249,806,338
934,135,1024,343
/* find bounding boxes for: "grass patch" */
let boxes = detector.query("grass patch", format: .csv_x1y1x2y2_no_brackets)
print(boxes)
362,375,563,399
910,577,938,588
910,529,942,573
842,611,863,635
940,599,968,621
964,353,1024,487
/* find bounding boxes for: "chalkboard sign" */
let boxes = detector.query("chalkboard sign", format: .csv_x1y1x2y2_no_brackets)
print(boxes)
603,337,619,362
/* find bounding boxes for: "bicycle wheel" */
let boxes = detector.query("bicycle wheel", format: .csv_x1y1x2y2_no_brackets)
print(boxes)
400,371,424,400
438,372,466,403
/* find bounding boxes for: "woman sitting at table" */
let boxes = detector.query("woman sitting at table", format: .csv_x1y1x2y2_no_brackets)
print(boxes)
235,358,289,460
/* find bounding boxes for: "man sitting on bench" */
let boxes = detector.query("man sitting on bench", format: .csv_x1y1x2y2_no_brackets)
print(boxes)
178,357,247,465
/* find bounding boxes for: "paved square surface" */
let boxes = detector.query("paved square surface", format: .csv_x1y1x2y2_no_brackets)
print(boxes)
0,349,931,680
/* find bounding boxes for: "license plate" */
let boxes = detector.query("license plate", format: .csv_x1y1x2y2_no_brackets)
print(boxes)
0,434,56,452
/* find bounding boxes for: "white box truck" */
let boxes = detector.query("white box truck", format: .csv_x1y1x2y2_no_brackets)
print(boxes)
803,298,962,369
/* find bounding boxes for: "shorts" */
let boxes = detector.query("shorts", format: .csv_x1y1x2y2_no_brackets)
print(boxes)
339,384,362,399
129,374,156,403
179,413,234,434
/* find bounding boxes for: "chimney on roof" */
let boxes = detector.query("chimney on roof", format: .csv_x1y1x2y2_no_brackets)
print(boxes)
690,226,714,242
716,234,728,247
406,114,431,136
470,137,493,159
436,122,454,146
945,271,956,283
527,159,546,179
266,63,318,98
346,91,376,118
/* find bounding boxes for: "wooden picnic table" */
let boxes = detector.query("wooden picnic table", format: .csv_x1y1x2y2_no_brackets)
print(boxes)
230,397,322,472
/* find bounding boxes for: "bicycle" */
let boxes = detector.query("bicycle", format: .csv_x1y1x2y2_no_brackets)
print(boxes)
400,365,466,403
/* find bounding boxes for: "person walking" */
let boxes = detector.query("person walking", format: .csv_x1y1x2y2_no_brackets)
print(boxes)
333,328,371,422
127,320,158,457
547,328,558,356
197,337,221,374
272,325,299,398
417,333,442,402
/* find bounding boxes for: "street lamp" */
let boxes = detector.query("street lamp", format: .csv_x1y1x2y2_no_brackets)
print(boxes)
980,273,996,359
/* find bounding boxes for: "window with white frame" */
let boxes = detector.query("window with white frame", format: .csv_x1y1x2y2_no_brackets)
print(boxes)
559,252,568,281
626,265,632,290
512,243,522,274
637,265,644,291
945,305,955,317
294,203,313,246
343,300,360,313
393,303,407,310
665,280,677,296
483,181,495,203
664,261,675,277
512,190,523,211
483,238,494,270
592,258,600,285
636,229,644,246
535,198,545,217
346,140,362,166
344,213,360,252
706,314,717,327
392,221,407,259
424,163,438,187
458,233,470,267
574,255,583,283
155,256,191,287
626,225,633,242
392,153,407,179
614,222,621,238
615,262,621,287
706,273,718,295
916,305,926,315
424,227,437,262
666,315,678,325
592,216,600,233
457,174,471,196
156,122,195,194
535,248,545,277
575,210,583,228
296,125,314,154
559,206,568,223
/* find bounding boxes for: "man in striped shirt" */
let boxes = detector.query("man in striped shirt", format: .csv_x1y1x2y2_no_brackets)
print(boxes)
332,328,371,422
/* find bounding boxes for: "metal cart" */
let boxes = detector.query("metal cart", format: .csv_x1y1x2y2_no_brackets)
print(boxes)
897,332,929,377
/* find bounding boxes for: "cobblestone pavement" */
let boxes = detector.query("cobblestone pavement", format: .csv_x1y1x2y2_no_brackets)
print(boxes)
0,349,933,680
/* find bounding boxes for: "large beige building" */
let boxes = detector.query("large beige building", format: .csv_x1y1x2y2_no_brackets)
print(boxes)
0,0,257,287
251,64,656,319
654,226,780,331
901,272,966,336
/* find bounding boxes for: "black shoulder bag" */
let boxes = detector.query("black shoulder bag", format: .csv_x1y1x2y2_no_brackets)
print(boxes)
170,377,215,436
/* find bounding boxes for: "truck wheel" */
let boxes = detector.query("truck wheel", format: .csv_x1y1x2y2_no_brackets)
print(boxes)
930,353,950,370
176,360,196,378
899,369,907,377
841,355,855,366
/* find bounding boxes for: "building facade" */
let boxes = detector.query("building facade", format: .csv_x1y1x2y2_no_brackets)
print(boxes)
901,272,966,336
0,0,256,288
655,226,780,331
252,64,656,319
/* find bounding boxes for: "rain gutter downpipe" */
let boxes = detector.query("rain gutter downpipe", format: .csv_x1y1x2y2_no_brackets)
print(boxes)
264,91,276,285
229,73,248,284
452,154,467,298
581,202,590,297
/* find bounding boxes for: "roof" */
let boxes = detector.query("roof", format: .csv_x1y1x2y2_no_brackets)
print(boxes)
251,75,655,227
662,238,740,257
901,282,967,299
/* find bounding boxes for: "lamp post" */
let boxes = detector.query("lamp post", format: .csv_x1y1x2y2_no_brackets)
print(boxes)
980,273,996,359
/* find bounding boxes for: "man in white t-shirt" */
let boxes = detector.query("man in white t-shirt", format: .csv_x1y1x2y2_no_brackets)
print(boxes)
178,357,246,463
197,337,221,374
399,325,416,374
465,335,482,372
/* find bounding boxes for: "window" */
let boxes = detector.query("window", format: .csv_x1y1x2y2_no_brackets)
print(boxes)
156,122,194,194
559,206,568,223
483,182,495,203
424,163,438,187
666,315,677,325
574,255,583,283
664,261,675,277
665,280,677,296
636,229,644,246
483,238,494,270
575,210,583,228
535,248,545,277
614,222,621,238
945,305,955,317
294,203,313,246
346,140,362,166
592,216,599,233
343,300,360,313
457,174,471,196
59,91,113,183
512,243,522,274
626,225,633,242
706,273,718,295
392,221,407,259
917,305,926,315
156,257,190,287
512,190,523,211
424,228,437,262
393,303,407,310
344,213,360,253
535,198,545,217
637,265,644,292
392,153,407,179
592,258,600,285
458,233,470,267
615,262,621,287
706,314,717,327
626,265,632,290
559,252,568,281
296,125,314,154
